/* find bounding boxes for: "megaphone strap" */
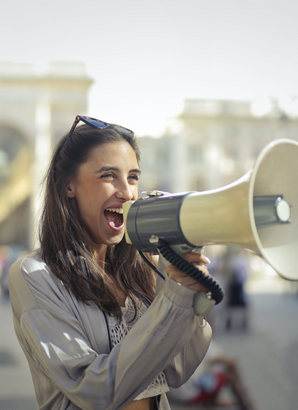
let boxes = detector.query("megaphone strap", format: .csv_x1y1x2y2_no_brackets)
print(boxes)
138,250,166,281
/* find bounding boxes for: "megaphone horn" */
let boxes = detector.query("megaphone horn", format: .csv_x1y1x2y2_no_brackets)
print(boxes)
123,139,298,282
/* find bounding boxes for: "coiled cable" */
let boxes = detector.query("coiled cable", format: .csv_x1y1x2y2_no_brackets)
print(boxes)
157,239,224,305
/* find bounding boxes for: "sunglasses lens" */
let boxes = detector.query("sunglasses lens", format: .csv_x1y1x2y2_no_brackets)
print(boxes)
73,116,134,136
83,117,108,129
113,125,133,135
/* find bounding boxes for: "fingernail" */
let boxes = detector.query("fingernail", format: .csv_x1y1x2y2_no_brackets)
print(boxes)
204,256,211,264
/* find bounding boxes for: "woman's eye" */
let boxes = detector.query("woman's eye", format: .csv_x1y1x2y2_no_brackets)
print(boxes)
101,173,114,179
129,174,139,181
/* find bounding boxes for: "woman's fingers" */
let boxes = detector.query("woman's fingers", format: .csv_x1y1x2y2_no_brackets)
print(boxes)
166,252,211,292
180,252,211,265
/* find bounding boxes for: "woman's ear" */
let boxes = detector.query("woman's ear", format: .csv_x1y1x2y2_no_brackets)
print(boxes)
66,183,76,198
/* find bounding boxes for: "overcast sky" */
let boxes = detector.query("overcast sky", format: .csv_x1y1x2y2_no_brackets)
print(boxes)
2,0,298,135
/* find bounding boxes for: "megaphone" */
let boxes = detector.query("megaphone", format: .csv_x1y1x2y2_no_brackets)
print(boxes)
123,139,298,294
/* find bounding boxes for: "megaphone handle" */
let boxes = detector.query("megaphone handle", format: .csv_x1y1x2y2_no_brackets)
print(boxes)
157,250,217,316
157,239,224,306
139,249,217,316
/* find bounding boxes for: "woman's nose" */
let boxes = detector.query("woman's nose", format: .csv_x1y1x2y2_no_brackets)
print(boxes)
115,180,134,201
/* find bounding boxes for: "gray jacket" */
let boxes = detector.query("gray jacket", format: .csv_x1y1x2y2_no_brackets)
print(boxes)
8,251,212,410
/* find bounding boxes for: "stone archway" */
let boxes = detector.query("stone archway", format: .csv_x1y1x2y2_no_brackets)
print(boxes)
0,61,93,250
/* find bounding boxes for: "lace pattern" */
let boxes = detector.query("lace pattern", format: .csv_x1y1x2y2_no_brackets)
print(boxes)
108,297,169,400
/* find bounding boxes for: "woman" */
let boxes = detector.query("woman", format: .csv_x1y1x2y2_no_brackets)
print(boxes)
8,116,212,410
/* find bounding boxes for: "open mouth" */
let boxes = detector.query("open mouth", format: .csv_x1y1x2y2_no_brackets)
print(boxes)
104,208,124,229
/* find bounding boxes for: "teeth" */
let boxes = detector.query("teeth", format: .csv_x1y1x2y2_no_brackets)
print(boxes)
106,208,123,214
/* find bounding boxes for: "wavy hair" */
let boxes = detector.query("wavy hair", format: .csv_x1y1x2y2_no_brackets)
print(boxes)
39,124,156,319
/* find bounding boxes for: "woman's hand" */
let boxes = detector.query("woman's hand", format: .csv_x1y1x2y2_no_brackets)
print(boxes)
166,252,210,292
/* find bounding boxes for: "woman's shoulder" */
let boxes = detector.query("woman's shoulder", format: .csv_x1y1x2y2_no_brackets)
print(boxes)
18,249,47,273
9,249,74,319
8,249,63,301
9,249,48,279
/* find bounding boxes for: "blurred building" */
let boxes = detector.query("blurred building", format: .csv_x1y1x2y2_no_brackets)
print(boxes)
140,97,298,193
0,62,93,250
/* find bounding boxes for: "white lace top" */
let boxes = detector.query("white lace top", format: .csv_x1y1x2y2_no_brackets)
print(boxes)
108,297,169,401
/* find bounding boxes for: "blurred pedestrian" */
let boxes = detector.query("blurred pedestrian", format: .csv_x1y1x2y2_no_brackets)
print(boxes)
225,252,249,331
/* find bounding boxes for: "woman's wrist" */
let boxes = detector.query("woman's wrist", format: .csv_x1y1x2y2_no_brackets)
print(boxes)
163,273,197,309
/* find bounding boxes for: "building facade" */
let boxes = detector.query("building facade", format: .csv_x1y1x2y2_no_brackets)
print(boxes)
0,62,93,249
140,98,298,194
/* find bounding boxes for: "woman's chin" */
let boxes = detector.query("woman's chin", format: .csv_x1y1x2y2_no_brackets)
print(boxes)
99,230,125,247
106,235,124,247
106,223,125,244
85,224,125,248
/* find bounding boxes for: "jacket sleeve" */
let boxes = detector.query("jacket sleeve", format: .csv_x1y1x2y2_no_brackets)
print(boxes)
9,257,212,410
155,257,213,388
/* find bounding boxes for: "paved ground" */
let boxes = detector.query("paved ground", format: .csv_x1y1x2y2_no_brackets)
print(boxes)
0,278,298,410
210,292,298,410
0,296,38,409
169,278,298,410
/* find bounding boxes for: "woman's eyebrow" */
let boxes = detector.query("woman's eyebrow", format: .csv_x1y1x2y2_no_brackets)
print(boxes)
95,166,141,174
130,168,142,175
95,166,118,174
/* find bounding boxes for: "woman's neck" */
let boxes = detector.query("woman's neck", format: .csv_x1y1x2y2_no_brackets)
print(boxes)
91,243,127,307
92,244,108,270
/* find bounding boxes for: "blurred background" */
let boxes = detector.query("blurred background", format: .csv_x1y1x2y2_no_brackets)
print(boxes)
1,0,298,409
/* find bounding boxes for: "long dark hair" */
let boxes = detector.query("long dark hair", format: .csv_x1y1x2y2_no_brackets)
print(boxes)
39,123,156,319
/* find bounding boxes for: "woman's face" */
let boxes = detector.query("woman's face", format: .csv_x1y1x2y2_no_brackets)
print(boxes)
67,141,140,248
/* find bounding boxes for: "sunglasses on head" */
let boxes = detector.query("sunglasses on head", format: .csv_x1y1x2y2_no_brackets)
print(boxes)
68,115,134,139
